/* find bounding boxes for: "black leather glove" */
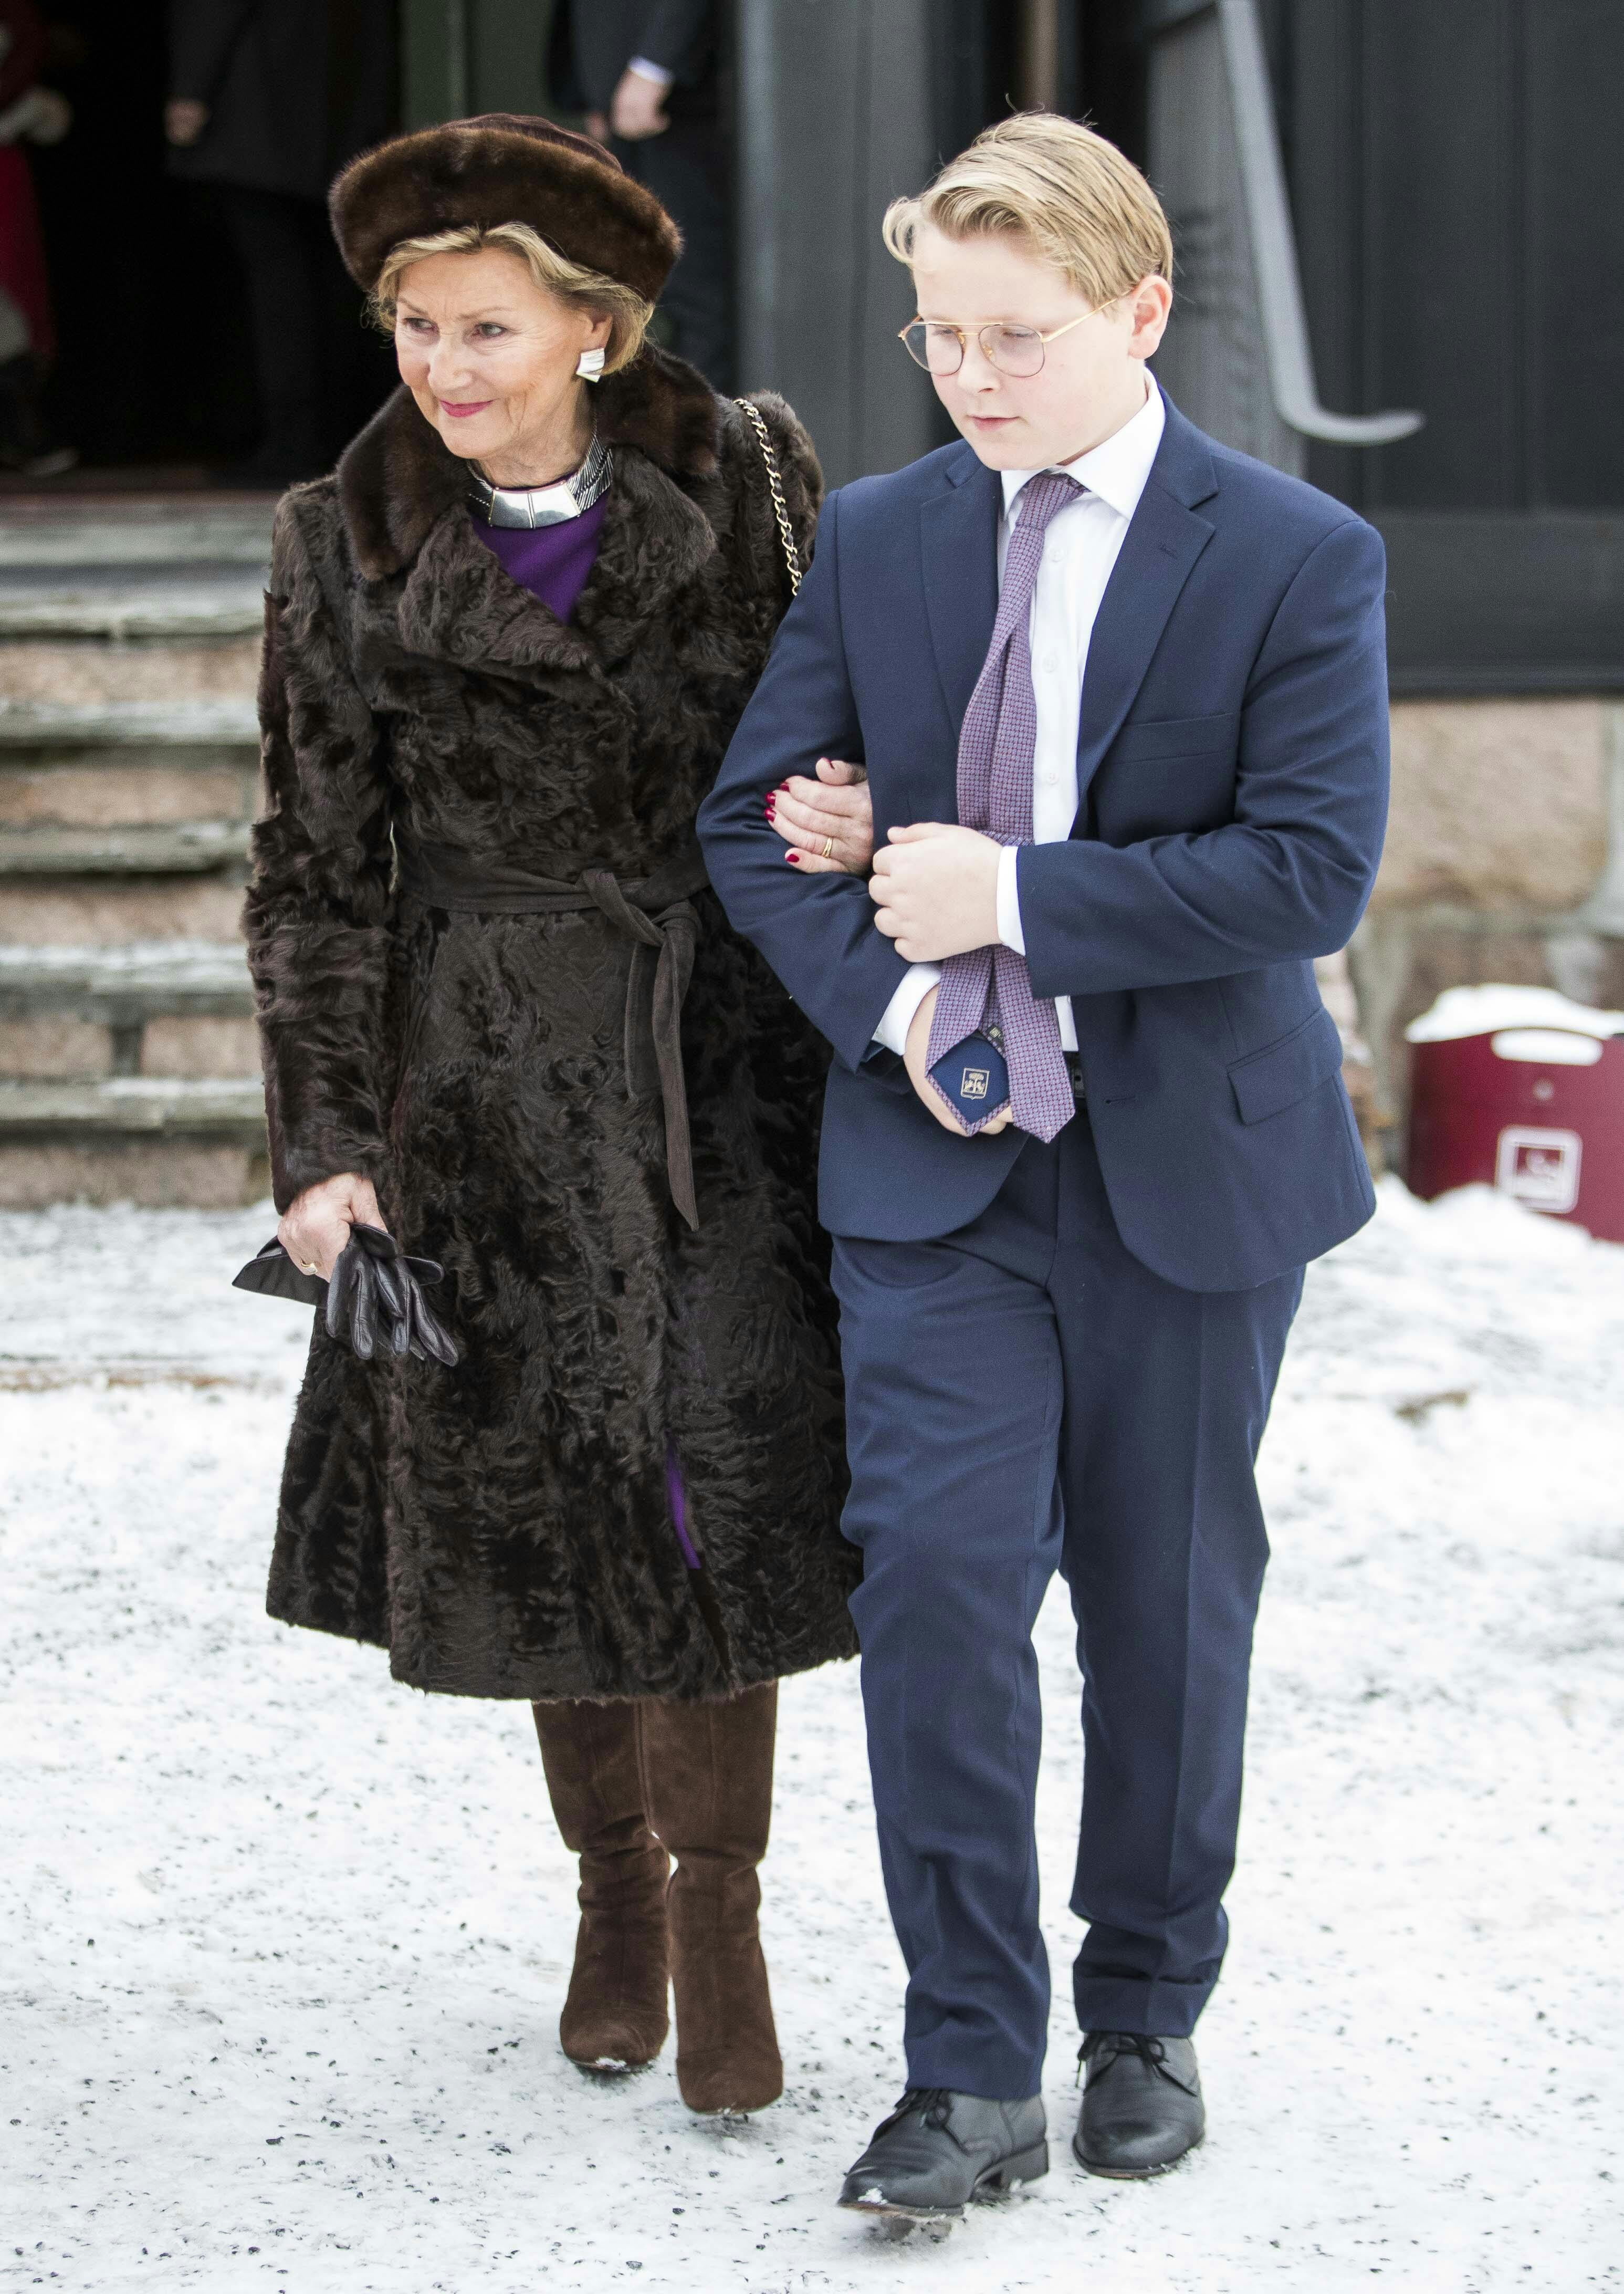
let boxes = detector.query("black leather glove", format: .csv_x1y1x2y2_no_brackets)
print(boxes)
233,1223,458,1365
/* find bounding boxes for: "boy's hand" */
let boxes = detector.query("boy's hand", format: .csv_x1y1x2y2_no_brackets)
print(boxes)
903,987,1013,1135
869,822,1001,961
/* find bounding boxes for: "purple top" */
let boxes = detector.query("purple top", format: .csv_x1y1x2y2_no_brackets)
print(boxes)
472,493,609,622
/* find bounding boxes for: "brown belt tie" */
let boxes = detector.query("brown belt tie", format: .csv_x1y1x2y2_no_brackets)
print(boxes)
395,836,710,1229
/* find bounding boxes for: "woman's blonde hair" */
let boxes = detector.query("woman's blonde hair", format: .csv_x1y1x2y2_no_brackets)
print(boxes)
370,220,654,372
882,113,1173,310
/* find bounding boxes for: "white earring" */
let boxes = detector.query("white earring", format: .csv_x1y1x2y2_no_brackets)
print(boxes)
577,346,606,382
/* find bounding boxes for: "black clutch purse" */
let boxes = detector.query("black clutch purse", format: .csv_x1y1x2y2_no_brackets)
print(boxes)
233,1222,458,1365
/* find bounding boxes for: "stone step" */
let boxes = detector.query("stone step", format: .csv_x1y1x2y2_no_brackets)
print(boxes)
0,941,252,1019
0,698,259,748
0,1075,268,1208
0,943,255,1085
0,498,277,566
0,1075,265,1140
0,639,261,714
0,497,276,1206
3,876,249,947
0,821,252,875
0,1125,269,1209
0,703,260,877
0,567,269,641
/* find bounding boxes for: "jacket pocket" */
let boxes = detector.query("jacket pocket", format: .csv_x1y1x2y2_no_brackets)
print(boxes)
1107,710,1239,765
1228,1005,1344,1125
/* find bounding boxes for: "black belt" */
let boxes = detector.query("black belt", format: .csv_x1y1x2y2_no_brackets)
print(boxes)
396,837,709,1230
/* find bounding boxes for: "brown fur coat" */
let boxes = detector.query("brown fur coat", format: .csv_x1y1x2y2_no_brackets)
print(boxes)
245,347,858,1701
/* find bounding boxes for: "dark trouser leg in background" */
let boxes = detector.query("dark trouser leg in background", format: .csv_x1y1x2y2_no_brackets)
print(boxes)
616,118,735,394
638,1683,783,2113
218,188,330,482
533,1697,671,2070
219,189,388,477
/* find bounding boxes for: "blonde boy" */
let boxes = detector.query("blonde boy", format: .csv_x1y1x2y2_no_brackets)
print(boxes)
701,114,1387,2223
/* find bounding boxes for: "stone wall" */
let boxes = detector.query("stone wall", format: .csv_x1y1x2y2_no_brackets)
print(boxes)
1349,698,1624,1160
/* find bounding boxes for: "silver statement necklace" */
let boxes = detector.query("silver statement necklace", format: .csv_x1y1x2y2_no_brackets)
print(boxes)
467,432,614,529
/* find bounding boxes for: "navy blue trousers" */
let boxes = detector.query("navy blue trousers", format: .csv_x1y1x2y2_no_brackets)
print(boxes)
831,1114,1303,2100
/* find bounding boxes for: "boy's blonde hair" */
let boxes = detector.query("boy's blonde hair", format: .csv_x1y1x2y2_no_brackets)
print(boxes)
882,113,1173,310
370,221,653,373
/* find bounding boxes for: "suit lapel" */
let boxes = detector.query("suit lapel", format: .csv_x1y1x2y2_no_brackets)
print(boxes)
1074,400,1219,809
919,451,1001,746
910,406,1222,822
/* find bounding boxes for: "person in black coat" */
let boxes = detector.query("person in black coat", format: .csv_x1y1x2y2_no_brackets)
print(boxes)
165,0,396,479
550,0,733,393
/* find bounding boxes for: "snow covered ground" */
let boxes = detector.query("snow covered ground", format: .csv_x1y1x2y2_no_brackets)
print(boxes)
2,1181,1620,2293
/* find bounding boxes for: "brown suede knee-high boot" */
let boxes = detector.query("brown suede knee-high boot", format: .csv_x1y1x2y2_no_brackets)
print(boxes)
636,1682,783,2114
532,1698,670,2071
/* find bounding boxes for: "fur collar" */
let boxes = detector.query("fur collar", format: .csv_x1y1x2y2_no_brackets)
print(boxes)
393,446,718,675
337,343,722,581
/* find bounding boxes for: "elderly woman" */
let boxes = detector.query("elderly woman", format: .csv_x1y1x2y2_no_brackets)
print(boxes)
245,114,874,2118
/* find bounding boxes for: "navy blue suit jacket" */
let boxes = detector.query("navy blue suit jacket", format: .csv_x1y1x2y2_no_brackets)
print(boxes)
697,397,1389,1292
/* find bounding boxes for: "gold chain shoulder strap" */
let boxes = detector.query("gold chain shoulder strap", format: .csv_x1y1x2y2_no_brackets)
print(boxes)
735,396,804,596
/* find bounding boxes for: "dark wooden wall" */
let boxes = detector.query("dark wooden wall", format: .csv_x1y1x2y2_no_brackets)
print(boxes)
1284,0,1624,689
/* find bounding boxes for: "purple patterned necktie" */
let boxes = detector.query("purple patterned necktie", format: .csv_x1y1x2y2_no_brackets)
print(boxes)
925,470,1081,1141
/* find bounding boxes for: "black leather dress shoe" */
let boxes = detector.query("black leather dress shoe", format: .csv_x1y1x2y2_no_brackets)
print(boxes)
839,2088,1049,2221
1073,2033,1204,2178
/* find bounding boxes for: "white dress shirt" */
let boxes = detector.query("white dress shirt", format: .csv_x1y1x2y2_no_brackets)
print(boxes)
873,374,1167,1057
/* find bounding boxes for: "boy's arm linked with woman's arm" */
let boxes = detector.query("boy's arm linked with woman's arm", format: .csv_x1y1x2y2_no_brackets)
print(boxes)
700,491,1009,1136
702,495,1388,1131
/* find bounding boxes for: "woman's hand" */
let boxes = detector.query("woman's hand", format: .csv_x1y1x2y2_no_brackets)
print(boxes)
277,1172,386,1282
903,987,1013,1135
768,757,874,875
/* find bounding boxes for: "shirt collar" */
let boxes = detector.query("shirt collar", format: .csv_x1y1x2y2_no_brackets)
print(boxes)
1000,373,1165,524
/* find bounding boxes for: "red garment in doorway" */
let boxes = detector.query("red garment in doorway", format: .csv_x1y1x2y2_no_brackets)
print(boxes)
0,0,55,358
0,141,54,357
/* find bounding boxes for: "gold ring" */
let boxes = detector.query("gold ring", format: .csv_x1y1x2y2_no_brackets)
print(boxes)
822,836,834,860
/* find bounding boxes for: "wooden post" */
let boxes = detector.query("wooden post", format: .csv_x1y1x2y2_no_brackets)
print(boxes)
736,0,940,485
401,0,471,128
1015,0,1062,111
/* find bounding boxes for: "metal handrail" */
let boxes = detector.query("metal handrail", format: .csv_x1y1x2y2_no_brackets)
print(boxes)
1158,0,1424,446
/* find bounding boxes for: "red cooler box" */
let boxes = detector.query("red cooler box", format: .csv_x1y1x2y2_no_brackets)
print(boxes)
1407,986,1624,1240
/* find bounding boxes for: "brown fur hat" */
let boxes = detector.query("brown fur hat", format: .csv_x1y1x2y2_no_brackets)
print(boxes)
329,114,681,303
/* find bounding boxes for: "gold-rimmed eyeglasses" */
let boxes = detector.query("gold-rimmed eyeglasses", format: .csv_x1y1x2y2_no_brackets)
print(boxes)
898,308,1095,378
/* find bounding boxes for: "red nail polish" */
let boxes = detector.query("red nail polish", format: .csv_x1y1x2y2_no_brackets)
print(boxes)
787,851,801,864
777,782,790,792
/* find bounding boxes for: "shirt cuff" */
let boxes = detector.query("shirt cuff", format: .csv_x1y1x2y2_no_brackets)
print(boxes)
872,962,941,1056
996,844,1026,954
627,56,675,87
